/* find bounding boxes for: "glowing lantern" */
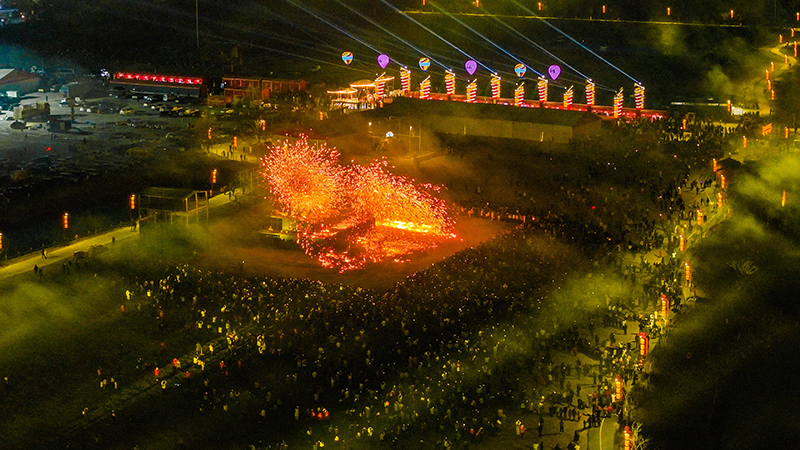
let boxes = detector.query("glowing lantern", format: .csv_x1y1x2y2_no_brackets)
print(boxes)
766,69,770,80
639,332,649,358
603,5,606,14
419,57,431,72
682,118,687,130
613,88,624,118
624,426,632,450
679,234,685,251
211,169,218,184
795,42,798,57
341,52,353,66
400,66,411,95
685,261,692,281
696,209,703,225
514,83,524,107
537,76,548,102
563,86,573,109
712,158,718,172
62,212,69,230
720,174,726,189
727,100,731,112
667,7,671,16
445,70,456,96
233,136,238,148
730,9,734,19
634,83,645,110
129,194,136,210
780,35,784,43
208,127,212,140
261,120,266,131
490,73,501,101
797,12,799,21
585,79,595,106
743,136,748,148
466,79,477,103
538,2,542,11
614,375,623,400
771,90,776,100
771,61,775,71
782,190,787,207
420,76,431,99
718,192,724,208
514,63,526,78
661,294,670,317
0,232,4,251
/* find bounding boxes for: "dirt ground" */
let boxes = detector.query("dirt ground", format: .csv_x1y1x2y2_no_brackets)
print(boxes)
193,199,515,292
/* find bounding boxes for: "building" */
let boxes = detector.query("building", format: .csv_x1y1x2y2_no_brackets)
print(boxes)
0,68,40,97
223,76,308,105
362,97,601,144
111,72,208,98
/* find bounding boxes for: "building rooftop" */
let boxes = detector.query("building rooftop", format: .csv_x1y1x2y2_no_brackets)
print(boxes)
0,68,40,86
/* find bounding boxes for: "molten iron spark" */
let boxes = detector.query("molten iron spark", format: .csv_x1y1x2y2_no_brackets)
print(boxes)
262,138,455,271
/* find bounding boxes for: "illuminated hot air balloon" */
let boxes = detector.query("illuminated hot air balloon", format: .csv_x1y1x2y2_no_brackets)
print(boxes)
342,52,353,65
419,57,431,71
514,63,527,78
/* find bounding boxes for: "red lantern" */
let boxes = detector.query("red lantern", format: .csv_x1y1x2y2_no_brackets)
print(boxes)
614,374,623,400
624,425,632,450
639,332,649,358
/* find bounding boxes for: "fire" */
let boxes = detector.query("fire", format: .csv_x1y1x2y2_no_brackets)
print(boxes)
262,138,455,271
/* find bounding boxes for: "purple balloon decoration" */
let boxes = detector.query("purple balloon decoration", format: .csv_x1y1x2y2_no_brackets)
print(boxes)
465,60,478,76
377,54,390,69
548,64,561,80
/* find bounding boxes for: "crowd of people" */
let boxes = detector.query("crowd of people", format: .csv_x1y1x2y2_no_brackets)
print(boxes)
54,115,728,449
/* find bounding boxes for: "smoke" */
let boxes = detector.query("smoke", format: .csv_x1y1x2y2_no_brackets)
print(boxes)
703,64,735,99
637,153,800,449
649,25,688,57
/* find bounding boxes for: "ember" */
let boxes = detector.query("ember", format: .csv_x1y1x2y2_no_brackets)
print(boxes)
262,138,455,271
